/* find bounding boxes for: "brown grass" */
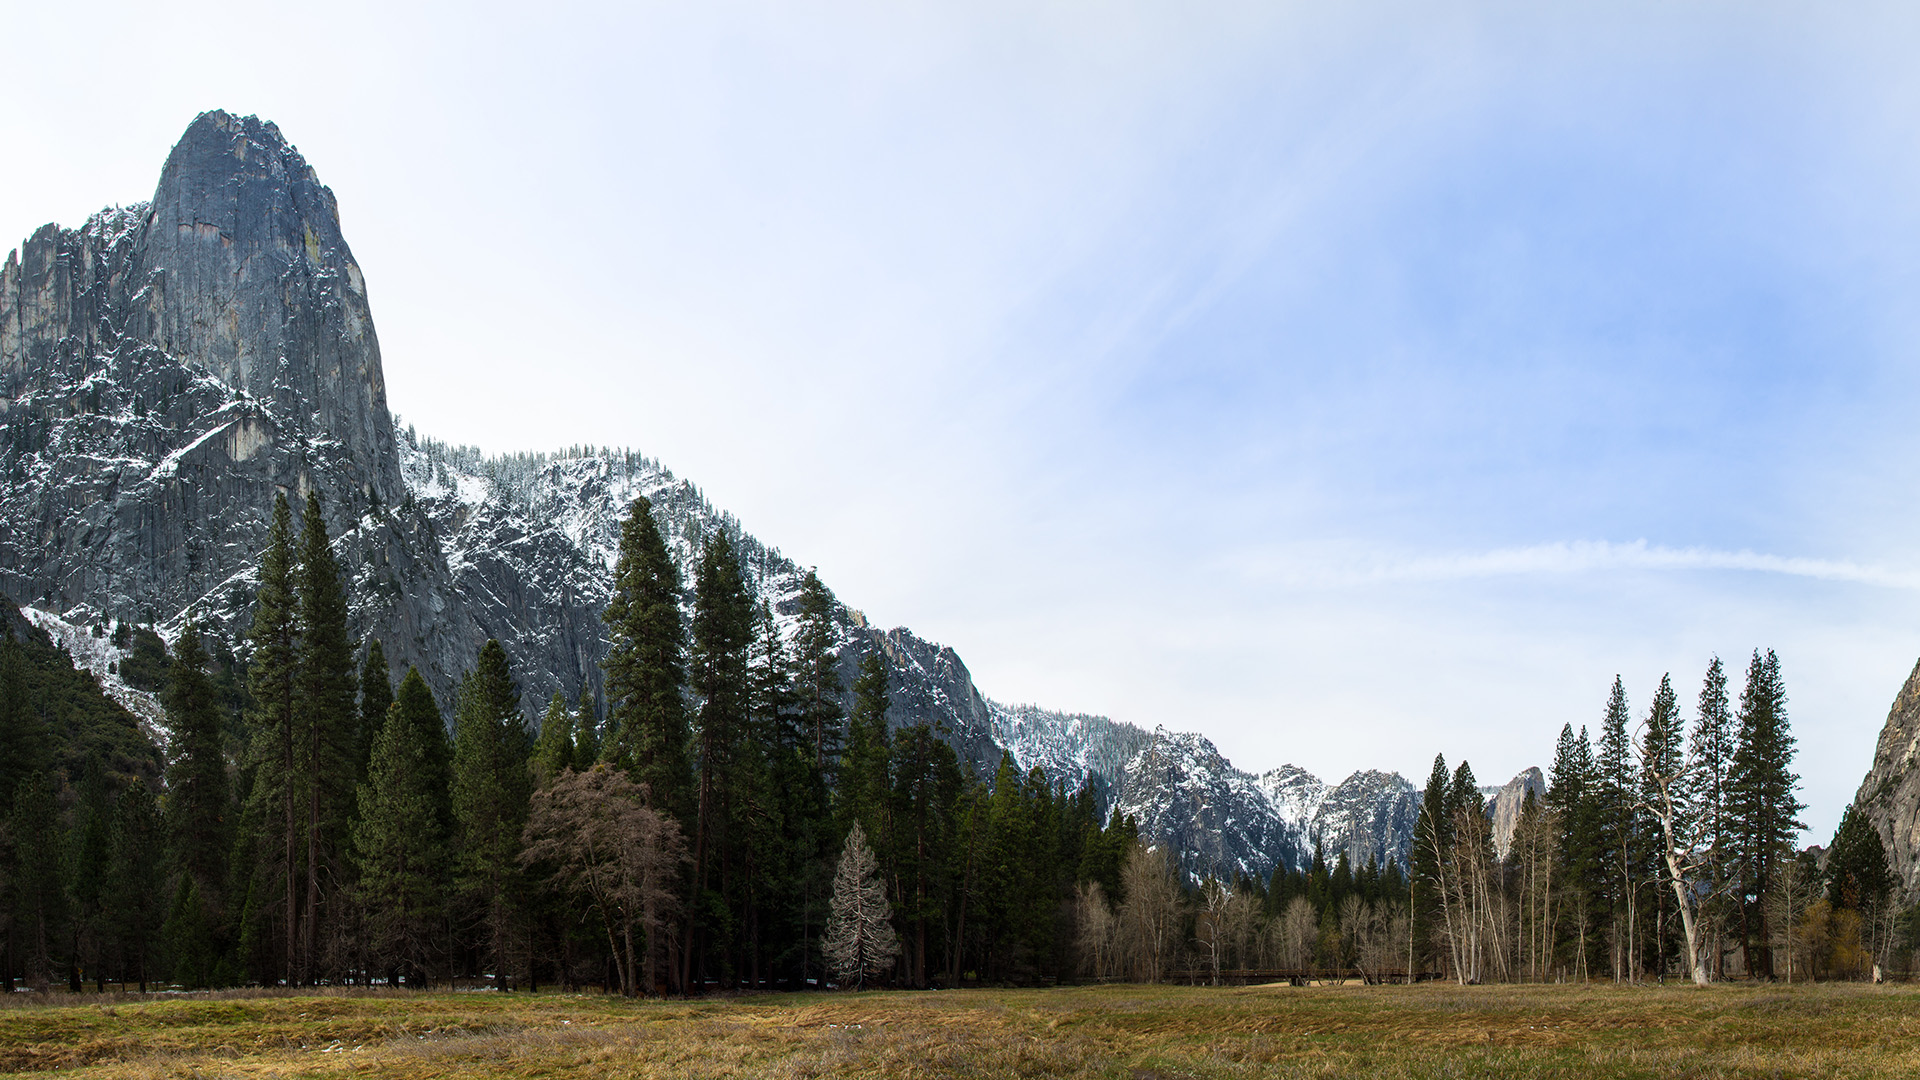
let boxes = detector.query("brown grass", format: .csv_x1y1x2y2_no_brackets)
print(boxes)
0,980,1915,1078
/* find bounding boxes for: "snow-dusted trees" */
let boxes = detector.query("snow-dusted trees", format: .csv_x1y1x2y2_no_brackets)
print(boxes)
824,822,899,988
522,764,687,996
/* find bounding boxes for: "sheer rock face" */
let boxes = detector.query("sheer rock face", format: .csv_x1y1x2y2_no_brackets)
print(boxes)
0,111,408,666
1852,659,1920,900
1486,767,1546,860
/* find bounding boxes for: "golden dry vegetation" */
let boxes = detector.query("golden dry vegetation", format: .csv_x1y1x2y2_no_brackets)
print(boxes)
1,981,1916,1079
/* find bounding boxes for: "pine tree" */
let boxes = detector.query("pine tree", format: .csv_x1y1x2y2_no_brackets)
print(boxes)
888,719,962,987
841,649,892,841
295,490,358,981
793,570,845,773
354,699,450,986
1728,649,1803,978
1825,803,1892,915
1638,673,1682,976
824,821,899,988
1412,754,1452,972
393,667,454,836
686,530,756,987
67,763,113,991
532,691,575,789
12,770,67,988
1595,676,1638,980
244,491,301,984
1683,655,1735,976
601,497,692,820
164,621,228,910
104,780,164,990
1547,723,1600,978
451,640,532,988
356,640,393,788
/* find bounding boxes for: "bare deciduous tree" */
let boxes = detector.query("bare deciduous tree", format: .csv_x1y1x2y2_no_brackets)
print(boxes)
1119,843,1180,983
521,765,687,997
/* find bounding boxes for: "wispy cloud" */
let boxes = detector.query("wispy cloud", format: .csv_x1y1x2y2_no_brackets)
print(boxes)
1237,540,1920,591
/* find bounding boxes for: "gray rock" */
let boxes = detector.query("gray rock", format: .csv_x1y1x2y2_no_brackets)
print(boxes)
1851,659,1920,901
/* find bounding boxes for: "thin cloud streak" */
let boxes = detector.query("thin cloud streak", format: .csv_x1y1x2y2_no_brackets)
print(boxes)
1238,540,1920,591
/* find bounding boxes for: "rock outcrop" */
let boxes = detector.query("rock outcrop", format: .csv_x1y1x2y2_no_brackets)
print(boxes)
1851,659,1920,900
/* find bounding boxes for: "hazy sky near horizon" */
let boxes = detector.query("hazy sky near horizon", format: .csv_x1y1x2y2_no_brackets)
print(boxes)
6,1,1920,841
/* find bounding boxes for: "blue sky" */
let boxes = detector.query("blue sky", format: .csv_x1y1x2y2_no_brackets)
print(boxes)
6,1,1920,840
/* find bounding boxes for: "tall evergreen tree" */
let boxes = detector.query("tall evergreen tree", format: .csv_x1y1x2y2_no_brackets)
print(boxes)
355,698,450,986
451,640,531,988
244,491,301,984
1595,676,1639,979
1728,649,1802,978
1825,803,1892,915
1683,655,1735,976
67,763,113,990
1547,723,1600,977
295,490,358,981
841,649,893,841
11,770,67,988
1412,753,1452,971
356,640,393,787
601,497,692,820
532,691,576,789
104,780,164,990
686,530,756,986
793,571,845,773
164,622,228,910
1638,673,1682,976
393,667,454,835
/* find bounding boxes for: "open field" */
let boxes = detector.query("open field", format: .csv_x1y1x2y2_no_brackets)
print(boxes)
0,981,1915,1079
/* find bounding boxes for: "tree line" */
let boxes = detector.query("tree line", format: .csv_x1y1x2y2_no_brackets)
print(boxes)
1407,654,1903,984
0,492,1908,991
0,494,1147,992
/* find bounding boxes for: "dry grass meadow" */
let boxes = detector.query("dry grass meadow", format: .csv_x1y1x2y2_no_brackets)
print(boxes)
0,980,1915,1079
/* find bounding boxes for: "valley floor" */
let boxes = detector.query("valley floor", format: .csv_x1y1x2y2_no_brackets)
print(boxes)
0,981,1914,1079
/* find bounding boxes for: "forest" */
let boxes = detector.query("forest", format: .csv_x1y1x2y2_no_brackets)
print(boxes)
0,493,1907,993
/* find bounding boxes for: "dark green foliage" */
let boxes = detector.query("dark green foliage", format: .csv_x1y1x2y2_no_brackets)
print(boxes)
1728,649,1803,978
117,627,171,692
794,571,844,772
601,497,692,819
105,780,165,990
0,604,157,791
841,649,892,838
242,492,301,985
1412,753,1451,964
164,622,228,906
67,763,114,991
295,490,359,979
1639,673,1682,974
687,531,756,988
11,771,68,987
1824,803,1892,915
357,640,393,788
394,667,454,836
451,640,532,986
355,696,451,984
532,691,575,788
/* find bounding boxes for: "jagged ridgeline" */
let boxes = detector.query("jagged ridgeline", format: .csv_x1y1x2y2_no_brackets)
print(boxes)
0,109,1444,902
